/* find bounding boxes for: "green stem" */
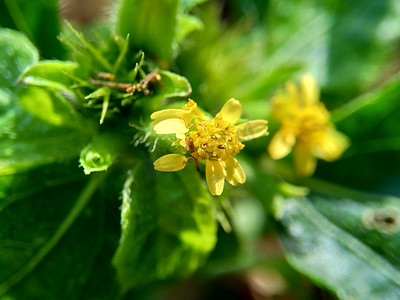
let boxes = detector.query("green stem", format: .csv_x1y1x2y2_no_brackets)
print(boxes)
0,172,107,296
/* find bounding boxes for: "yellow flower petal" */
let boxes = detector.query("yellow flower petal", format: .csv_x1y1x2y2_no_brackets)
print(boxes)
314,128,349,161
237,120,268,141
150,109,193,128
301,74,319,106
268,130,296,159
294,144,317,177
219,98,242,124
153,118,189,134
285,81,300,103
206,160,225,196
223,155,246,186
150,109,189,120
153,154,188,172
176,133,186,140
270,95,298,121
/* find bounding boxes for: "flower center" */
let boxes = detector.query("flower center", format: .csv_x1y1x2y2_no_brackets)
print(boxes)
295,106,330,139
185,113,244,161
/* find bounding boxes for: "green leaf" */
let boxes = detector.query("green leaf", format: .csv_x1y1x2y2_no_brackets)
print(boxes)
0,0,64,59
265,0,398,96
144,70,192,112
18,86,82,128
263,0,330,79
0,164,120,299
312,76,400,189
0,31,83,130
158,70,192,98
176,3,303,111
59,22,114,73
116,0,179,61
180,0,209,11
276,192,400,299
176,14,203,42
112,159,217,289
331,75,400,139
324,0,394,91
0,28,38,89
176,0,209,42
0,89,91,175
20,60,78,90
0,31,89,174
85,87,109,100
0,46,120,297
21,76,71,91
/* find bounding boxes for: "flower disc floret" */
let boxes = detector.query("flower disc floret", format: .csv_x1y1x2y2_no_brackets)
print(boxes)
187,114,245,162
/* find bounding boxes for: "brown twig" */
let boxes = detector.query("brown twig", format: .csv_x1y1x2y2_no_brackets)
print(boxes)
88,68,161,94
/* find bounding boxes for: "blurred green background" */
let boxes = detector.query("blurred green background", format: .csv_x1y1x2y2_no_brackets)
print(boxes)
1,0,400,299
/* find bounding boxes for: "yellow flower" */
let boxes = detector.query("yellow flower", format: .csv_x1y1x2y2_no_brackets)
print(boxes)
268,74,349,176
151,99,206,135
151,99,269,195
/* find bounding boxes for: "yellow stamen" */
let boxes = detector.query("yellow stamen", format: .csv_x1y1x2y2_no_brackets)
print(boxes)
182,99,206,120
185,113,244,161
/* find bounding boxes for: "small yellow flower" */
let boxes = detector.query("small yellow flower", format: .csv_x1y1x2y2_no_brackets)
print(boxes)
268,74,349,176
151,99,269,195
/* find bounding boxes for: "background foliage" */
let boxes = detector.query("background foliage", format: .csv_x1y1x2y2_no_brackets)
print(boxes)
1,0,400,299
